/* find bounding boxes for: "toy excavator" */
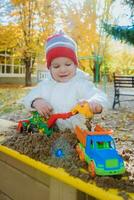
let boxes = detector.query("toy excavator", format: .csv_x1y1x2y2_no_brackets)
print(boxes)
17,102,93,136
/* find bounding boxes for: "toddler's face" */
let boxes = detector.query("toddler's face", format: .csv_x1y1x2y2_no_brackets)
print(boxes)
50,57,76,82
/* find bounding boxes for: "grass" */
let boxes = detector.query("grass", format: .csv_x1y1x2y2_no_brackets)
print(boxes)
0,86,30,116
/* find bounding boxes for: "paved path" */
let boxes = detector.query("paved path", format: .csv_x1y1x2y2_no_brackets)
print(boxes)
104,83,134,109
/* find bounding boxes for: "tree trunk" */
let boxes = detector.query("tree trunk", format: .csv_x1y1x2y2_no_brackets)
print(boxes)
24,57,32,86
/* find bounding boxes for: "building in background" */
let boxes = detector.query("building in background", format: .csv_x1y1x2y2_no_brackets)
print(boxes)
0,52,48,84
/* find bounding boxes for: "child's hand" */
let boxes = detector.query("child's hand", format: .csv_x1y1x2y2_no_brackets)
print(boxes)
89,101,103,114
32,98,53,117
78,100,102,114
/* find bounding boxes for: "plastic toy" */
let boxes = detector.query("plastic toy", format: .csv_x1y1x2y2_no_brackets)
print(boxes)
17,102,125,177
17,111,53,136
75,125,125,177
55,149,64,158
17,102,93,136
47,102,93,127
51,136,72,158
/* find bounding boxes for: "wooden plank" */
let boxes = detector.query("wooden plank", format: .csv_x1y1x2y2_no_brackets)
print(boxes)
115,79,133,81
0,160,49,200
1,146,131,200
0,152,50,187
114,81,133,84
114,85,134,88
114,75,134,78
50,178,77,200
77,190,97,200
0,151,77,200
0,191,12,200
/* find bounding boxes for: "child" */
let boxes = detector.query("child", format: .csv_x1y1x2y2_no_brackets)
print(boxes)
23,33,108,130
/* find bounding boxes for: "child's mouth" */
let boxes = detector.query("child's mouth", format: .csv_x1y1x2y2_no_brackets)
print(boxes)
59,74,68,78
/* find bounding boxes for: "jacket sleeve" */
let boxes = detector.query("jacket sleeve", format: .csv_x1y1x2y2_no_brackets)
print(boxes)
22,81,45,110
77,79,108,108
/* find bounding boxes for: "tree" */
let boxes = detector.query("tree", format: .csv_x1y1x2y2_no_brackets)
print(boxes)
0,24,21,52
103,0,134,46
8,0,56,86
103,23,134,45
57,0,113,82
103,40,134,80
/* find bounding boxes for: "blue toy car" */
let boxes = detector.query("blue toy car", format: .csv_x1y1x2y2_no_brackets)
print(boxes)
75,125,125,177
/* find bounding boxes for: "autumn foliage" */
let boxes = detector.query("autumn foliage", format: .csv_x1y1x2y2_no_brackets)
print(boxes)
0,0,134,85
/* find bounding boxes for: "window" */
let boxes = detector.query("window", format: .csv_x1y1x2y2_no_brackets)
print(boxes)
90,140,94,149
6,65,12,73
108,141,115,149
96,142,104,149
96,141,115,149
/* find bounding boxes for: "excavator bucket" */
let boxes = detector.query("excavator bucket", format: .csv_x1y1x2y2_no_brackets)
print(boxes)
71,102,93,119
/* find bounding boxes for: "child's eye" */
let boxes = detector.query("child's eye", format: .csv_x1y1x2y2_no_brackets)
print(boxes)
65,63,72,66
52,65,60,69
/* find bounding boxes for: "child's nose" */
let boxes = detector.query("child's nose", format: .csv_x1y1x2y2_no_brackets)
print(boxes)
60,65,66,72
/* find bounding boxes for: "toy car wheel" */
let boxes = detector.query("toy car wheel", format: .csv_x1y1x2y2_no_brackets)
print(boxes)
18,123,27,133
18,126,23,133
27,124,37,133
17,122,23,133
22,123,27,132
88,161,96,177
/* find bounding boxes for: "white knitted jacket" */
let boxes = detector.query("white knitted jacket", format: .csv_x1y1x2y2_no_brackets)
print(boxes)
23,69,108,130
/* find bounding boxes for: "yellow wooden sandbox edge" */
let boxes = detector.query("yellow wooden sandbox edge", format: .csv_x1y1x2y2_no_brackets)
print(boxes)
0,145,133,200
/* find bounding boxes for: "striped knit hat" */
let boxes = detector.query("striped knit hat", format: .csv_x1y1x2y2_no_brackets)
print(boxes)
46,33,78,68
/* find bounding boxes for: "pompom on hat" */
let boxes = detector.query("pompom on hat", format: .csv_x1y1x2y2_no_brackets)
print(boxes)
45,33,78,68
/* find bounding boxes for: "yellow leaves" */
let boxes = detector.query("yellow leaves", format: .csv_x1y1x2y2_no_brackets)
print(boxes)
57,0,114,74
0,24,22,51
61,1,101,57
1,0,56,62
106,41,134,75
11,0,30,6
11,0,22,5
